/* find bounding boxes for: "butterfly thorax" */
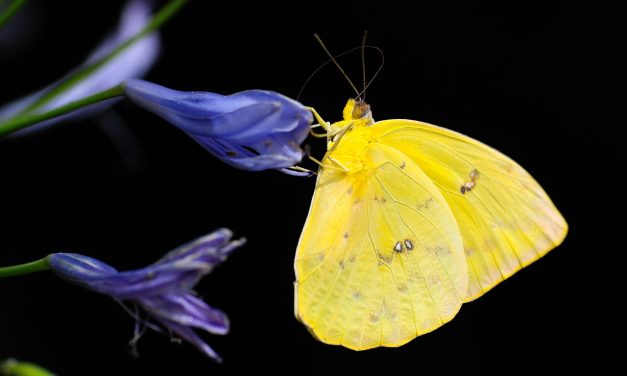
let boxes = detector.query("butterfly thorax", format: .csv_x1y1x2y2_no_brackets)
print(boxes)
326,98,375,150
321,99,380,174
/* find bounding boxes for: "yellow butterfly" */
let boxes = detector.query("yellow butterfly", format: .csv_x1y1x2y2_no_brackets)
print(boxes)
294,93,568,349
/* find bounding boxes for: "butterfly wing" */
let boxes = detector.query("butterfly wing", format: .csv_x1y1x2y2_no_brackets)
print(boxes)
294,141,467,350
372,119,568,300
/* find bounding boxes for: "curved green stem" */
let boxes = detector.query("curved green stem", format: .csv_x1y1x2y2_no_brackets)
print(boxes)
1,358,56,376
22,0,187,114
0,256,50,279
0,84,125,137
0,0,27,29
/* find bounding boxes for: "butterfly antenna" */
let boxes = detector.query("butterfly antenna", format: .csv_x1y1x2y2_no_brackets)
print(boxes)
361,30,368,101
314,34,361,98
357,46,384,99
297,47,358,101
297,46,381,101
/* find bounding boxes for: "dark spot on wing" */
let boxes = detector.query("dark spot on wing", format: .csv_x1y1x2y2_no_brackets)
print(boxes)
461,169,480,194
369,313,380,323
394,241,403,253
417,197,435,211
404,239,414,250
377,253,393,265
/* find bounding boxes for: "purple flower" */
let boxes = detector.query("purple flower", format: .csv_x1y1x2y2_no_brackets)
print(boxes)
48,229,245,362
124,79,313,175
0,0,160,132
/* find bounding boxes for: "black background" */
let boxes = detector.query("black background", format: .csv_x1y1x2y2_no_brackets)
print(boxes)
1,1,622,375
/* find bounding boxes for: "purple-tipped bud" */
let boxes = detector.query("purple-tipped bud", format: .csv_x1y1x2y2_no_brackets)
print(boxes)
124,79,313,174
0,0,160,132
48,228,245,362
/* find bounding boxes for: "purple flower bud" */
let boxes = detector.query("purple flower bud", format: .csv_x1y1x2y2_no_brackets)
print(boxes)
124,79,313,174
0,0,160,133
48,228,245,362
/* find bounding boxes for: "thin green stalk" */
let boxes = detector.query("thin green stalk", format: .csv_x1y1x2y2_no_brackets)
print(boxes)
22,0,187,113
0,0,27,28
0,256,50,279
1,358,56,376
0,84,125,137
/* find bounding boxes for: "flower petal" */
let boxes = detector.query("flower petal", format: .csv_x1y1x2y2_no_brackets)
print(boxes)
161,320,223,362
140,294,229,335
193,136,304,170
155,228,238,266
49,229,244,361
48,253,118,284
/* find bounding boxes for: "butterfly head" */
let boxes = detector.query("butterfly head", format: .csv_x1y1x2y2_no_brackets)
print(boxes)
325,98,375,148
342,98,374,126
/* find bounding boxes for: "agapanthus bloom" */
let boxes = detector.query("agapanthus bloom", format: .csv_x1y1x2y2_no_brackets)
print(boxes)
47,229,245,362
0,0,160,131
124,79,313,175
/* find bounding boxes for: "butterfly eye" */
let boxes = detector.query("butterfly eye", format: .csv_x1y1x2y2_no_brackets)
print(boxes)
351,101,370,119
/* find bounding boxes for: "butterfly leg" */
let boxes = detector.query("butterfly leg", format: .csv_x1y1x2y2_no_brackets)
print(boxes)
326,156,350,171
309,128,329,138
307,107,333,138
284,166,316,176
303,145,349,172
327,123,353,152
308,155,349,172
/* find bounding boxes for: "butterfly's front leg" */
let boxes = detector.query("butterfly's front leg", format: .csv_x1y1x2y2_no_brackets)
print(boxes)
306,106,333,138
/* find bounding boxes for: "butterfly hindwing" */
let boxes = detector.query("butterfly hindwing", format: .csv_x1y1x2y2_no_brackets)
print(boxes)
294,138,467,349
373,120,568,300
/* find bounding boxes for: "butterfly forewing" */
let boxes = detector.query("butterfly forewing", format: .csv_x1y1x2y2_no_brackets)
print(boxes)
374,120,568,300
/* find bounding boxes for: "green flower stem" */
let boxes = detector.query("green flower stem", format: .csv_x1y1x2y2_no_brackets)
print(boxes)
0,256,50,279
0,84,125,136
0,0,27,29
21,0,187,114
1,358,56,376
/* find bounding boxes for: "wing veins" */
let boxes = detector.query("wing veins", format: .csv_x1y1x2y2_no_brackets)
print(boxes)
296,179,359,283
372,179,413,344
373,162,513,295
376,174,462,299
337,234,370,347
372,164,460,260
397,245,420,335
372,172,448,323
387,148,527,270
418,136,549,200
418,136,558,275
309,225,368,332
